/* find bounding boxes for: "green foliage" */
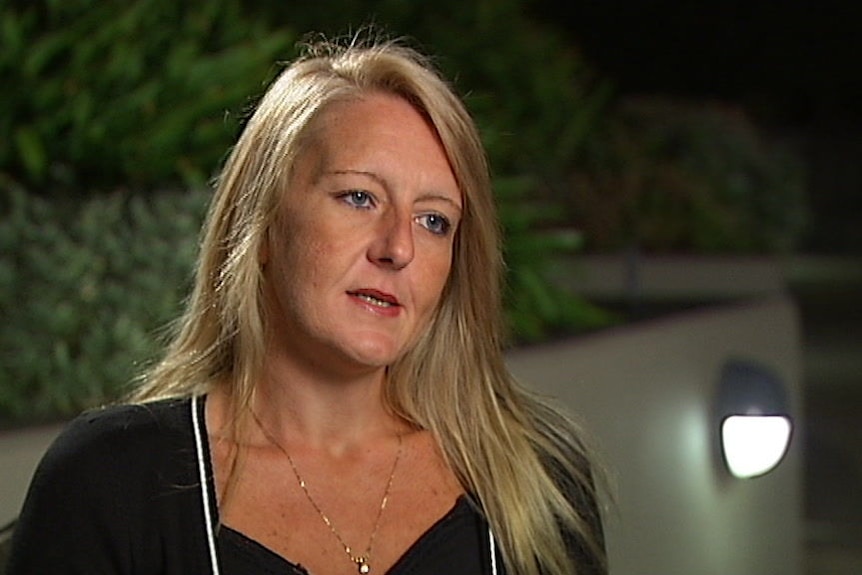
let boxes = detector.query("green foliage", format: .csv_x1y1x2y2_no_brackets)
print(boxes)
497,177,613,342
0,0,607,195
0,0,609,335
0,1,615,421
568,97,807,253
0,185,210,422
0,0,295,192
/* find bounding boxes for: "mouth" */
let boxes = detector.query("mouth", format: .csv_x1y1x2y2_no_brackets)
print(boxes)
347,289,401,309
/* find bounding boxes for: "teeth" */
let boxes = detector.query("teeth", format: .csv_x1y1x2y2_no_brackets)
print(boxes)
356,294,393,307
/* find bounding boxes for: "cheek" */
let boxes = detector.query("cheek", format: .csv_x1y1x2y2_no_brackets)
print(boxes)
417,249,455,312
283,238,331,293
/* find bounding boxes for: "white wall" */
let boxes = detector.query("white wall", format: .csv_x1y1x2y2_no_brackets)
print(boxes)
0,423,64,527
507,296,803,575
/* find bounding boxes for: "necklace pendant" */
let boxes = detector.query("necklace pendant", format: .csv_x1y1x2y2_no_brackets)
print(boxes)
356,557,371,574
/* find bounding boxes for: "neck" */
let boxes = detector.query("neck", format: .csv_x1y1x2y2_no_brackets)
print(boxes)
249,353,405,455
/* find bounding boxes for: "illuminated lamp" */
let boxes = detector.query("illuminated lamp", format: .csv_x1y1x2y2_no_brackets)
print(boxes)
716,359,793,479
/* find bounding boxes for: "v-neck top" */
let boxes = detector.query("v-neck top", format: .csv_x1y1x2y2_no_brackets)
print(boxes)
190,396,501,574
10,396,503,574
9,395,601,575
218,495,490,574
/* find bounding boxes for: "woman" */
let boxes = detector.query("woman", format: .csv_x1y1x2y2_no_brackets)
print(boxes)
9,38,606,575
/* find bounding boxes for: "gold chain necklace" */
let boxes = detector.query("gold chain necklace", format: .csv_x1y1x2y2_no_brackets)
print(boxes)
251,411,403,574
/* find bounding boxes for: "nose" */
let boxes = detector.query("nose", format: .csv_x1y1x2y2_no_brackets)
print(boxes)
369,208,414,270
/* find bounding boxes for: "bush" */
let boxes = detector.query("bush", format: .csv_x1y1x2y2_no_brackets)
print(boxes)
497,176,613,341
567,97,807,254
0,1,614,422
0,185,210,422
1,0,608,194
0,0,295,192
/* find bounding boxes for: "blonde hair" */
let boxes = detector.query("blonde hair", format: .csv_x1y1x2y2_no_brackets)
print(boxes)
136,36,606,575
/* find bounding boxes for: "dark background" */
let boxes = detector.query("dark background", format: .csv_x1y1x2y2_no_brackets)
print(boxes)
532,0,862,254
532,2,862,568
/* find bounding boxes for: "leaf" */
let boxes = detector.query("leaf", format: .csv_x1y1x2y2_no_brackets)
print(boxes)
14,126,47,180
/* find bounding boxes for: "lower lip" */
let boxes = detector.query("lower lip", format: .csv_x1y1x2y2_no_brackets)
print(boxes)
348,293,402,318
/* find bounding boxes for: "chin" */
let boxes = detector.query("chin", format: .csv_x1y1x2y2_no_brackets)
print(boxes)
347,347,400,369
343,335,407,369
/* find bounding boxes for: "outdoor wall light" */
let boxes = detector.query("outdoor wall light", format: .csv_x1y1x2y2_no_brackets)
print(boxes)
716,359,793,479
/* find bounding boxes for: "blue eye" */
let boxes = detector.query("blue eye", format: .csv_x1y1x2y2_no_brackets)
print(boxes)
340,190,374,209
418,213,451,236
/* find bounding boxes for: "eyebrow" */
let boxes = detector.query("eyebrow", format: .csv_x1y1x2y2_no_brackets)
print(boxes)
326,169,462,213
327,169,387,187
415,192,463,214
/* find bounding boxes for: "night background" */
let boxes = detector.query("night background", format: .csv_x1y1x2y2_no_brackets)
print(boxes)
1,1,860,572
531,0,862,254
537,2,862,570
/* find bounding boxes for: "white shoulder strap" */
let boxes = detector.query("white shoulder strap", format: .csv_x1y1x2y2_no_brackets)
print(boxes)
489,527,499,575
192,395,221,575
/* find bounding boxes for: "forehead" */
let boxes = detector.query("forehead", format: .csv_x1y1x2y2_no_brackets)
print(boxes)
292,93,460,194
312,92,440,151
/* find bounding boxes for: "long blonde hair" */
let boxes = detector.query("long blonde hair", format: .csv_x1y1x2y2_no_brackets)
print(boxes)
136,36,606,575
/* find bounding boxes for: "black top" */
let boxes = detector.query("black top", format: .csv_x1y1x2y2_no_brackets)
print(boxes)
8,396,603,574
9,398,216,574
7,397,503,574
219,495,490,575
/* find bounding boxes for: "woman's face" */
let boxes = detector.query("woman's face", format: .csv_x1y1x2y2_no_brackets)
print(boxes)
261,93,462,377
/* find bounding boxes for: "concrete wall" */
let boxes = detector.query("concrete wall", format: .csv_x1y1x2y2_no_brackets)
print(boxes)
507,296,803,575
1,296,803,574
0,423,64,527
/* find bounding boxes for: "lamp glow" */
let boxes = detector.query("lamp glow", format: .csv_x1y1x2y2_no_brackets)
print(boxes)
715,359,793,479
721,415,792,478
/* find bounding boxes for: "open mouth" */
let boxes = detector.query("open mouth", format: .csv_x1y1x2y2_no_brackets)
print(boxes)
355,293,394,308
348,290,400,309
